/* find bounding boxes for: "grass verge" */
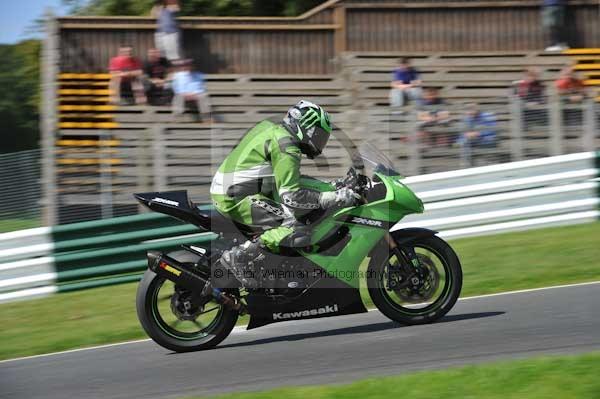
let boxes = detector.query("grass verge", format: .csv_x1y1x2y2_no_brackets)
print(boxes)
184,352,600,399
1,222,599,361
0,218,40,233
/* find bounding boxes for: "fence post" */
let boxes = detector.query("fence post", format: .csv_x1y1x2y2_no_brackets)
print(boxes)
407,108,420,176
549,90,563,156
583,99,597,151
99,131,113,219
333,5,347,57
136,128,152,213
41,11,59,226
509,96,524,161
153,125,167,191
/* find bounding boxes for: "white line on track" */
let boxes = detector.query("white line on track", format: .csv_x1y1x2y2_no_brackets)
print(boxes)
1,280,599,365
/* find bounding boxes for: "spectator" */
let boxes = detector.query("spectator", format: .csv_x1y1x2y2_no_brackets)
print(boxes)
152,0,182,61
417,87,450,124
389,57,422,107
555,66,586,103
517,68,546,106
109,46,146,105
172,59,213,122
542,0,568,52
456,103,497,167
516,68,547,130
144,48,172,105
416,87,451,145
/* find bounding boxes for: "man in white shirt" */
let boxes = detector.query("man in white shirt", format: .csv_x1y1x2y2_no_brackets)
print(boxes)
171,59,213,122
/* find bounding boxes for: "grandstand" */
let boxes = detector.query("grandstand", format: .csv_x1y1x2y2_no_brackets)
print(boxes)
41,0,600,224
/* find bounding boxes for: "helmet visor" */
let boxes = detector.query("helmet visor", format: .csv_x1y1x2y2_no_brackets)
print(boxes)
308,126,330,156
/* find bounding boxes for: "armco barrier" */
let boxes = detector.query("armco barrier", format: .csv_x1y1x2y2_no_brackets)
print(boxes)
0,210,216,302
1,152,599,303
397,151,600,238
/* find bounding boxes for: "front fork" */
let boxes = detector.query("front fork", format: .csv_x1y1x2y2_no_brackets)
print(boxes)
384,232,426,290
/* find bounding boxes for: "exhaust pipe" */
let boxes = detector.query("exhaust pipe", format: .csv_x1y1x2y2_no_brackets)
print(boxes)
147,251,246,313
147,251,209,293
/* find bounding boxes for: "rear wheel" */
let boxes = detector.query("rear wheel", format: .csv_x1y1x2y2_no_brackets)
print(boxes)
367,235,462,325
136,251,238,352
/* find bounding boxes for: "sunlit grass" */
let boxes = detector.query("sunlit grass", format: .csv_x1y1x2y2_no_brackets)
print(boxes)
185,352,600,399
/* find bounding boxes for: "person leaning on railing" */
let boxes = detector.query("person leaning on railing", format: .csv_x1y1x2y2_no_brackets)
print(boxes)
143,48,172,105
555,65,588,126
108,45,147,105
555,66,586,104
456,103,497,167
515,67,547,131
171,59,214,123
389,57,423,107
416,87,452,146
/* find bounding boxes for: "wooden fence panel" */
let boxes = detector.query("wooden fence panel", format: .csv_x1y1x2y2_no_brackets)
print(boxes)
56,1,600,74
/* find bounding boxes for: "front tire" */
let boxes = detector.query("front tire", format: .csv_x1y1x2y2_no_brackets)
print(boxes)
136,251,239,352
367,235,462,325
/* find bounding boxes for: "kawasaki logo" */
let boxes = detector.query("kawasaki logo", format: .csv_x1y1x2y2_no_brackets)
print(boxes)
273,304,339,320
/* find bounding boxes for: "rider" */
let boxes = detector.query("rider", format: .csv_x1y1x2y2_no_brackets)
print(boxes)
210,100,360,286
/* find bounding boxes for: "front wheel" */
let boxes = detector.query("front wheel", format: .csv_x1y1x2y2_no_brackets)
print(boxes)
367,235,462,325
136,264,239,352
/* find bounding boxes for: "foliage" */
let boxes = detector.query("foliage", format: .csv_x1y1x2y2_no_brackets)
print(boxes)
62,0,326,17
0,40,41,153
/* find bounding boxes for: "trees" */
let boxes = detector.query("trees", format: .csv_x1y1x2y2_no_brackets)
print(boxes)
62,0,326,17
0,40,41,153
0,1,327,153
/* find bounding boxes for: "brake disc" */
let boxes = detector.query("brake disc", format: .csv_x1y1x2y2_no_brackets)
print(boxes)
395,254,440,304
170,289,205,321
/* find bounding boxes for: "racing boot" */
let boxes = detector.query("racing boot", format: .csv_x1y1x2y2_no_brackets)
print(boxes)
220,240,265,289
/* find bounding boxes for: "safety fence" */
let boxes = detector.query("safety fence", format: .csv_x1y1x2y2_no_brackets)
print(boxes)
45,95,600,226
363,95,599,176
0,99,594,230
1,151,598,303
0,212,215,303
0,150,43,233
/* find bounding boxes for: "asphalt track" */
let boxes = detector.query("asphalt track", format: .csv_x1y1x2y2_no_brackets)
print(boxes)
1,282,599,399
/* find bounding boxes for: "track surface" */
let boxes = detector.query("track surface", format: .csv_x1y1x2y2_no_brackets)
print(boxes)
2,283,600,399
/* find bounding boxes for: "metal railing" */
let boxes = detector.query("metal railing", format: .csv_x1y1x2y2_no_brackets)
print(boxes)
0,211,216,302
363,95,598,176
0,150,42,233
1,95,598,229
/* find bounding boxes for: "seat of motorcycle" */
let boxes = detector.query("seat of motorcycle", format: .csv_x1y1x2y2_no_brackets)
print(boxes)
134,190,256,237
194,205,258,237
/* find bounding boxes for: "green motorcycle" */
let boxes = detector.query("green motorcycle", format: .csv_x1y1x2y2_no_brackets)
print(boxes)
134,144,463,352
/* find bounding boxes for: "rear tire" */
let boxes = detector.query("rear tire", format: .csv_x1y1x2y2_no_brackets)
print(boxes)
136,251,238,352
367,235,462,325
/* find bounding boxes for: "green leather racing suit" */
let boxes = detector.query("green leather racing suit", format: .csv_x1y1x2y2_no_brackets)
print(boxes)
210,119,332,252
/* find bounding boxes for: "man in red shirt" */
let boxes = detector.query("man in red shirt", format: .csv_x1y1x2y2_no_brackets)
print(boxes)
109,46,146,105
555,66,586,103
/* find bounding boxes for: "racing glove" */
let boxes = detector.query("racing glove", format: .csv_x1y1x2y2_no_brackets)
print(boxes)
319,187,361,209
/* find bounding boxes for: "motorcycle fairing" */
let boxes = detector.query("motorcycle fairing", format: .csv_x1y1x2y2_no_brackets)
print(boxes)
245,272,367,330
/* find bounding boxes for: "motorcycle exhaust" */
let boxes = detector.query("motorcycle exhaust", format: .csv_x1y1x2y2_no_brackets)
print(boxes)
147,251,209,293
147,251,246,313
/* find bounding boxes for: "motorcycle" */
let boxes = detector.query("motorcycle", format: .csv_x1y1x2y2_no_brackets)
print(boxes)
134,143,462,352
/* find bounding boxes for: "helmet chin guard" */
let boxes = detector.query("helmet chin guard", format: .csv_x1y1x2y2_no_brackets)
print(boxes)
283,100,332,159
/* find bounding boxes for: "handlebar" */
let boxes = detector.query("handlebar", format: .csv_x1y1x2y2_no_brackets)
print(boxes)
335,167,371,204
